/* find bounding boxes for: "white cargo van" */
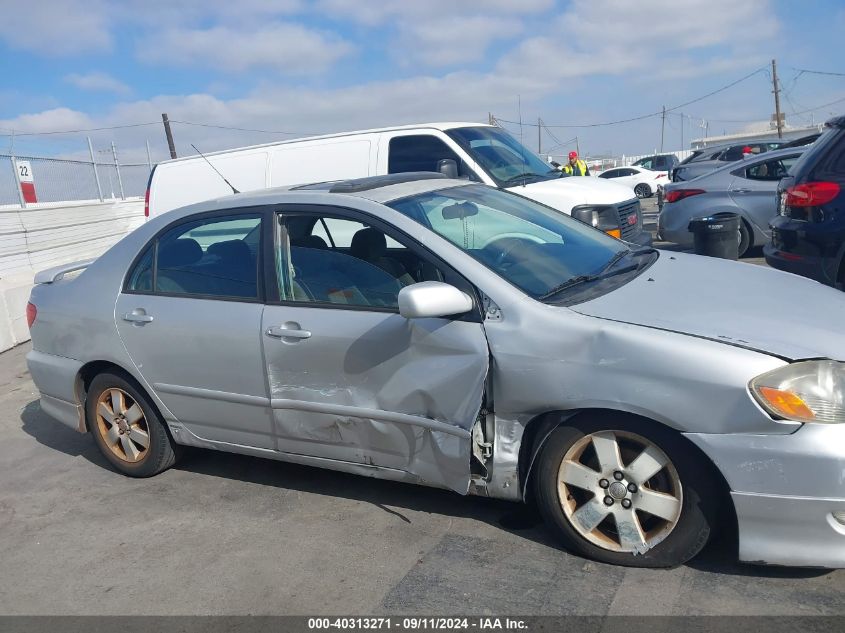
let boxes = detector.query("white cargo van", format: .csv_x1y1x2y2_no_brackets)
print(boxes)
146,122,651,245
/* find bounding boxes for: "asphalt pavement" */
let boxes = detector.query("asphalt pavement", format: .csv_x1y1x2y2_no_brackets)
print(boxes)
1,339,843,616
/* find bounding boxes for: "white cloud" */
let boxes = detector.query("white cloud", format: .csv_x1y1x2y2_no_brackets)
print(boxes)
0,0,111,55
64,72,131,95
315,0,553,26
140,23,354,74
391,15,521,68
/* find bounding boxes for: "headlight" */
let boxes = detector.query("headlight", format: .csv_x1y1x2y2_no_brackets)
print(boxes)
571,205,621,239
750,360,845,424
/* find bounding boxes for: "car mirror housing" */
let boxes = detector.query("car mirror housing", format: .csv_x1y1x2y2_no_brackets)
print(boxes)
398,282,473,319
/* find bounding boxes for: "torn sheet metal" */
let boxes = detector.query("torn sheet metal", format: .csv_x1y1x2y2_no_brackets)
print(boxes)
261,305,489,493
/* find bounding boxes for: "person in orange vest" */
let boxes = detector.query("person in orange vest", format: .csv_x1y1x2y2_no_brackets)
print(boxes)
563,151,590,176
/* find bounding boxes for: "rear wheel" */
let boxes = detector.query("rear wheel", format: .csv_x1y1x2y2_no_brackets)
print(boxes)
634,184,652,198
86,372,179,477
534,416,717,568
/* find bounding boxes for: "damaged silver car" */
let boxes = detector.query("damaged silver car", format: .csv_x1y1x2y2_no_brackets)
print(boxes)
26,173,845,568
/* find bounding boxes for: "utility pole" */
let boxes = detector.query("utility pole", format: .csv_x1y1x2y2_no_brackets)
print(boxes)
538,117,542,154
771,58,784,139
575,136,581,157
488,112,494,126
162,113,177,158
660,105,666,152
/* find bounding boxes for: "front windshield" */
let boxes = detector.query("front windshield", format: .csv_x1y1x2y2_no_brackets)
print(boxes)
446,126,560,187
388,184,650,301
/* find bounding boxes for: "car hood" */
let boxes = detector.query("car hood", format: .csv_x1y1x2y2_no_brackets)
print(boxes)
570,251,845,361
507,176,633,207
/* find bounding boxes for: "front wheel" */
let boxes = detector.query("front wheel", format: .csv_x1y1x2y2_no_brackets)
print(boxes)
634,183,652,198
534,417,717,568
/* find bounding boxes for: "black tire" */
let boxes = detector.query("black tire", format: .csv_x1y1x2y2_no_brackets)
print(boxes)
738,219,752,258
634,184,651,198
533,415,717,568
86,371,179,477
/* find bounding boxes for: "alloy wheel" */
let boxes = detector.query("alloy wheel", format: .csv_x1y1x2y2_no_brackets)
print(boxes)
556,430,683,554
94,388,150,464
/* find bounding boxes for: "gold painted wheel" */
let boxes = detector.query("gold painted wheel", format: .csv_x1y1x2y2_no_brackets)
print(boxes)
94,388,150,464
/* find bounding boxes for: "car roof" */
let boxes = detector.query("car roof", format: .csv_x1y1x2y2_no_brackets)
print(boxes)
161,173,472,219
679,146,807,183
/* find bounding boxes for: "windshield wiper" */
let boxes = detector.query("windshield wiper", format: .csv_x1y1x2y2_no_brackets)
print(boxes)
504,172,542,184
539,249,647,300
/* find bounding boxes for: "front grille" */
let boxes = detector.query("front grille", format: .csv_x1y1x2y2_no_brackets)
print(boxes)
616,199,641,240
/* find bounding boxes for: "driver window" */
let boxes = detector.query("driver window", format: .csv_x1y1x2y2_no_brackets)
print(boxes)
388,135,478,180
276,212,444,309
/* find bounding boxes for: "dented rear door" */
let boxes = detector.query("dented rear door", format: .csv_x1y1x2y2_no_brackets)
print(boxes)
259,304,488,492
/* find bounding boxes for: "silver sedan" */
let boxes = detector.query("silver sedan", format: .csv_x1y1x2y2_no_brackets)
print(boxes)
26,173,845,569
658,147,806,256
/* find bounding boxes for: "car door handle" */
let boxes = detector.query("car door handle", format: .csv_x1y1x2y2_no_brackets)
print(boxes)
731,188,752,194
266,325,311,339
122,311,153,324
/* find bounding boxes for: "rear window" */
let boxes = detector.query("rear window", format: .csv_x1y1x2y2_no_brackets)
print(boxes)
789,128,843,180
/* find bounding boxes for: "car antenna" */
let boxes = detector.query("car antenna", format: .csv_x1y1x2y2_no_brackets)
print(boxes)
191,143,240,194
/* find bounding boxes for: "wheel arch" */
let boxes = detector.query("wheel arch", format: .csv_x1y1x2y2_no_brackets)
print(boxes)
517,407,737,540
75,360,161,432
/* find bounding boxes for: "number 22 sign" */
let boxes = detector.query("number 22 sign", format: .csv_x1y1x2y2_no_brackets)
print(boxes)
14,160,38,203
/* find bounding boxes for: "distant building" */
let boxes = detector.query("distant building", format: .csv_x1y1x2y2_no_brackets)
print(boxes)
690,123,823,149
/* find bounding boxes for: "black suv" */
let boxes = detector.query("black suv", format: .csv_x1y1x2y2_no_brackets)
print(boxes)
765,116,845,288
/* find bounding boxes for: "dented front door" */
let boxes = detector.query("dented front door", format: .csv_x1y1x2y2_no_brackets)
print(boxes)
260,304,488,492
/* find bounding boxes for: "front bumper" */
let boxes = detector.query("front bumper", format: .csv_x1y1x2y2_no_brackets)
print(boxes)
686,423,845,568
626,228,653,247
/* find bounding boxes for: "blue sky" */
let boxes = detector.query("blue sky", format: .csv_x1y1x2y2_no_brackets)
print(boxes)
1,0,844,162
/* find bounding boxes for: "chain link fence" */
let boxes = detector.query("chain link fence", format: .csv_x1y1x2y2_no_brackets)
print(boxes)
0,152,152,207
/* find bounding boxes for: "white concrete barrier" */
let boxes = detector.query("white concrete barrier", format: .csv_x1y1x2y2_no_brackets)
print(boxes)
0,198,144,352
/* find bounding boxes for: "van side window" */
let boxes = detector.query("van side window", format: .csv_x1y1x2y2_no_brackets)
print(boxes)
388,135,477,180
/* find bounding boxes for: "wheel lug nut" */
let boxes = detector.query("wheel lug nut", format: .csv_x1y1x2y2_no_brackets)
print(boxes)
603,496,614,506
621,499,632,509
599,479,609,489
627,483,638,493
613,471,624,481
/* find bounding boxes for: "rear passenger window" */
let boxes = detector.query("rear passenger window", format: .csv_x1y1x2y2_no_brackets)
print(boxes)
127,215,262,299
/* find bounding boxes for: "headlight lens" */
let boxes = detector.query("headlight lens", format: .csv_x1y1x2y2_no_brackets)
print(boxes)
750,360,845,424
571,205,621,238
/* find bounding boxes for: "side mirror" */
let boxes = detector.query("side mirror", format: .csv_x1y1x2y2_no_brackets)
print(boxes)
398,282,473,319
437,158,459,179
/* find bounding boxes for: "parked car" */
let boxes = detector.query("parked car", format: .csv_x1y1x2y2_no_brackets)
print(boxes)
598,165,671,198
658,147,806,256
766,116,845,287
632,154,679,173
672,140,784,182
147,122,651,246
27,173,845,570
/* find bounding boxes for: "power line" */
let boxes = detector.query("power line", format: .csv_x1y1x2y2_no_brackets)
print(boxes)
495,67,769,129
171,120,311,135
790,68,845,78
0,121,160,137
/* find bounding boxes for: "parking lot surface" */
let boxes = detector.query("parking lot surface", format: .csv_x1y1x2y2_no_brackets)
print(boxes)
1,339,843,616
